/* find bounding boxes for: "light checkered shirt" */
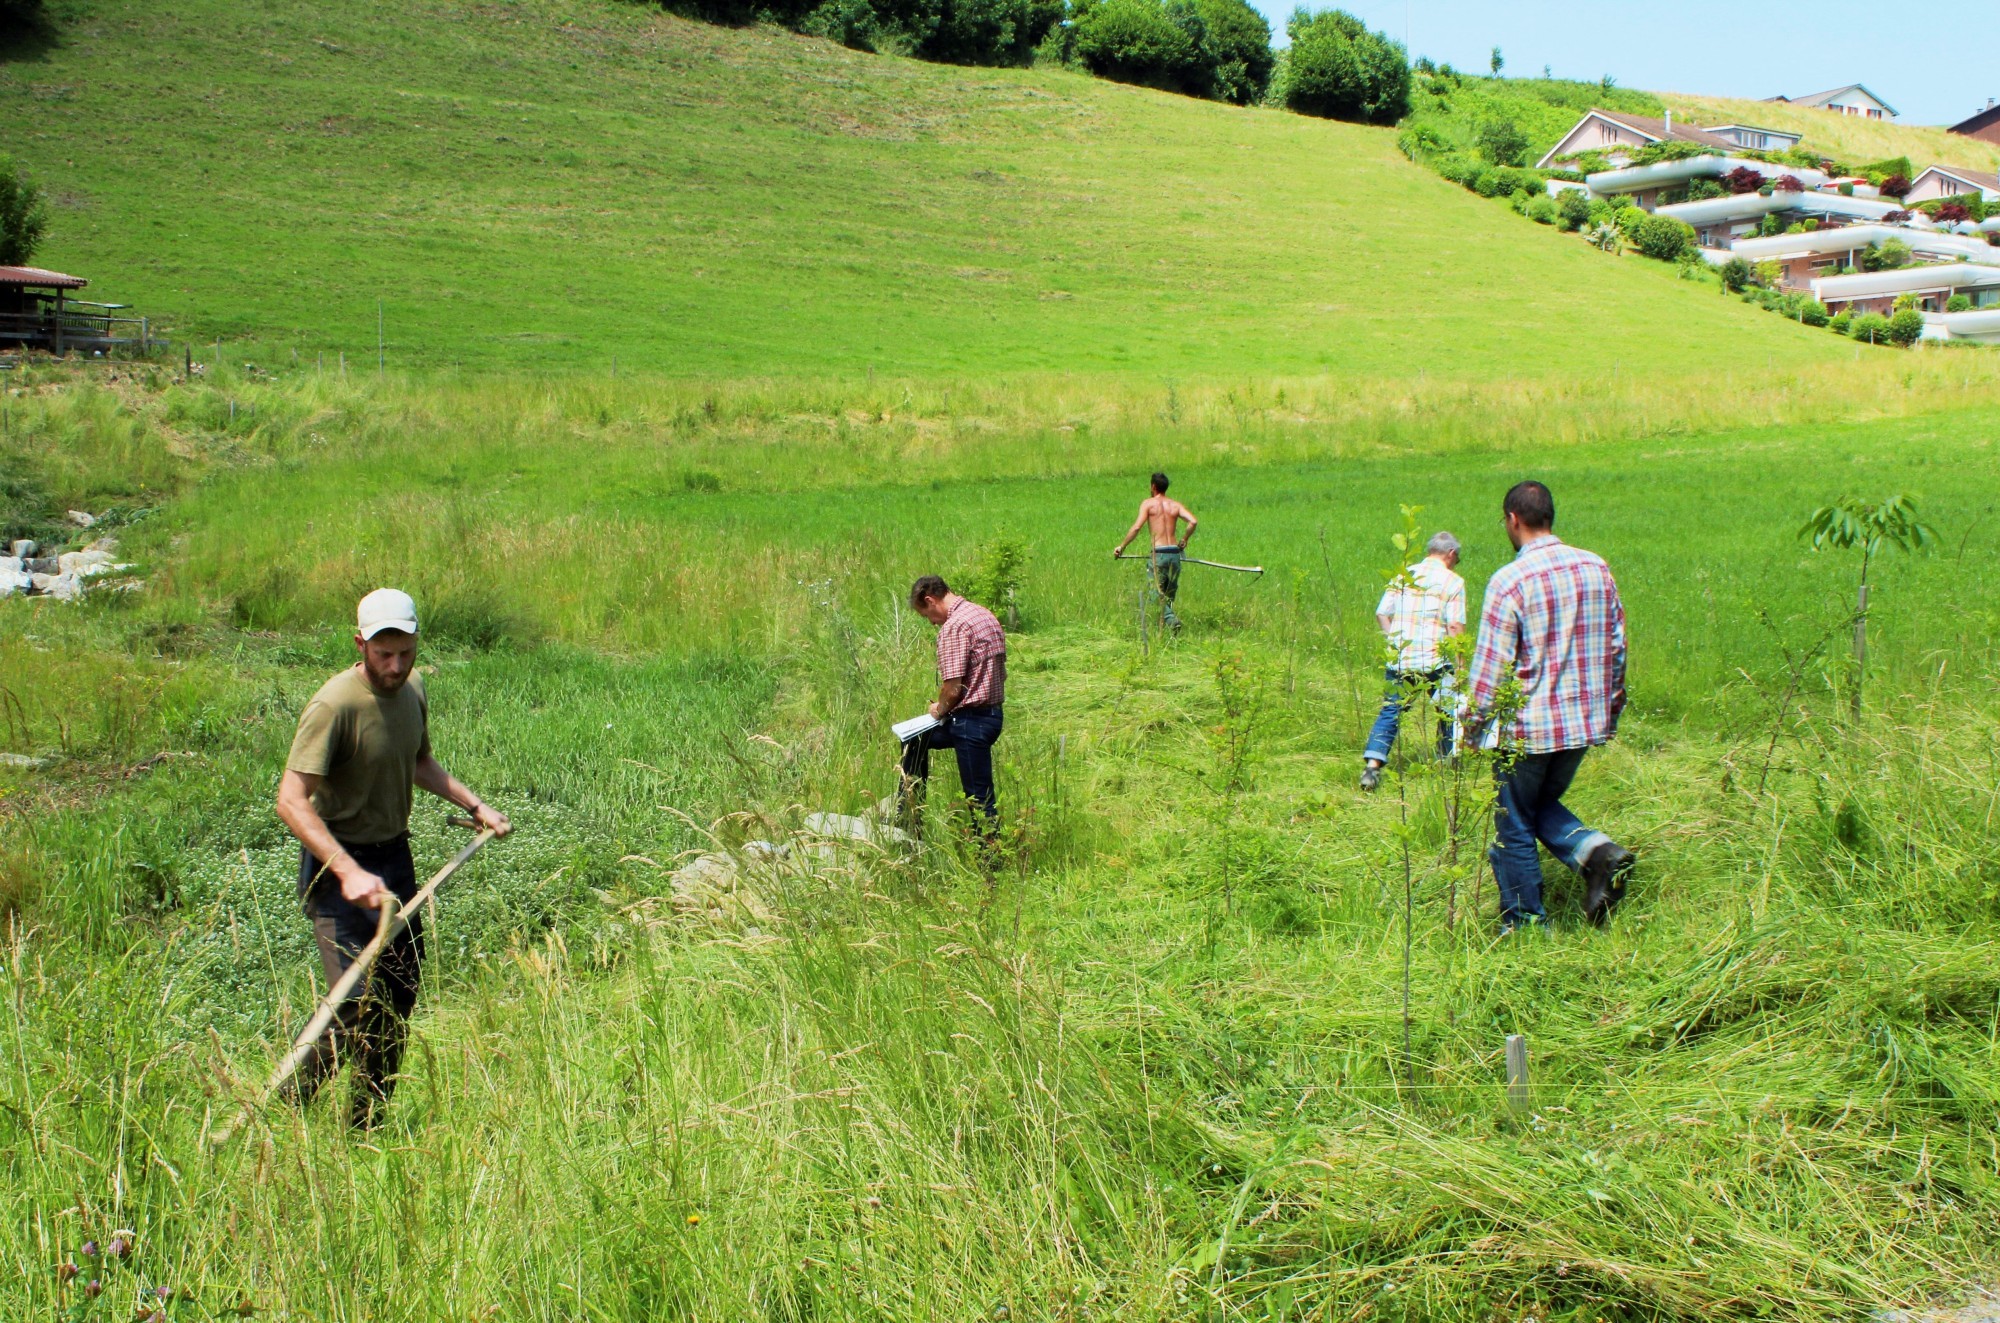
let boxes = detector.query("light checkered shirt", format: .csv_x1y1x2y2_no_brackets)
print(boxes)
1466,535,1626,754
1375,556,1465,672
937,597,1006,709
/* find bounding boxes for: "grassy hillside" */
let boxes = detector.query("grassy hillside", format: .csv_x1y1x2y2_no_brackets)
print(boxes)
1658,89,2000,174
1,0,1855,377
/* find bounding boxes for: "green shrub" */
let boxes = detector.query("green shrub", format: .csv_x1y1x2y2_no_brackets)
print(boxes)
1849,312,1891,344
1475,116,1528,166
1756,212,1785,237
1685,178,1726,202
0,155,47,267
1191,0,1273,104
1946,294,1974,313
1828,310,1853,334
1861,239,1912,272
1858,155,1914,188
1719,257,1753,293
1631,213,1695,261
1397,121,1450,160
1432,153,1482,186
1525,194,1557,225
1630,141,1719,167
1281,8,1409,124
1072,0,1204,94
1887,307,1925,347
1555,187,1590,231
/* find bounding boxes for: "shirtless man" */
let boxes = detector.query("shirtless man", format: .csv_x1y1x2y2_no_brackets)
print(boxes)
1113,472,1199,631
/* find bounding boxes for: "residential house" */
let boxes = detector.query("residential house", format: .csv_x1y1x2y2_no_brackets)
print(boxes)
1812,264,2000,317
1948,100,2000,146
1661,189,1900,250
1535,109,1737,171
1703,124,1803,153
1585,157,1830,214
1767,85,1898,119
1905,165,2000,205
1727,225,2000,295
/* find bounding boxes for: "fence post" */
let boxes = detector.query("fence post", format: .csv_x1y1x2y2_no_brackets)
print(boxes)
1505,1034,1530,1115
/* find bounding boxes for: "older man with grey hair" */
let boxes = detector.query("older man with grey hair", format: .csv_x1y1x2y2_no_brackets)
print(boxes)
1361,530,1467,791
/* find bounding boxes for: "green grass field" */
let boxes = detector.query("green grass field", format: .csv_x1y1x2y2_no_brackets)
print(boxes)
3,0,1868,377
5,0,2000,1318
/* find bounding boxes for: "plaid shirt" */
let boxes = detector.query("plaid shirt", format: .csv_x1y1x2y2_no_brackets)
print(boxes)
1375,556,1466,672
937,597,1006,709
1466,535,1626,753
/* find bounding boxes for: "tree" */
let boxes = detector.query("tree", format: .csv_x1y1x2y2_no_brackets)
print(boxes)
1192,0,1274,104
1861,239,1912,272
1879,173,1910,198
0,156,47,267
1798,495,1935,716
1488,45,1502,76
1555,187,1590,232
1072,0,1204,94
1718,257,1753,293
1474,117,1527,167
1282,8,1409,124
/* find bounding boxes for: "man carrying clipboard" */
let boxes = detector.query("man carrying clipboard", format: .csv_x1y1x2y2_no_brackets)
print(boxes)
898,574,1007,839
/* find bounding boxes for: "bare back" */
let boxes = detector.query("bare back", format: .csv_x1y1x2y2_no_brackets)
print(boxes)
1141,496,1191,546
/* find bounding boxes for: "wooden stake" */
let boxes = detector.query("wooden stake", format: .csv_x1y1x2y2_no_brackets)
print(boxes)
1506,1034,1530,1114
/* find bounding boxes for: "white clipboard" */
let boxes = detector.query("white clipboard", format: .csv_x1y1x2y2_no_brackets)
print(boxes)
893,712,941,743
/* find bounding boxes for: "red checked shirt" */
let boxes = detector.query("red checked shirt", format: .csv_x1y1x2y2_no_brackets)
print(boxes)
1465,535,1626,754
937,597,1007,709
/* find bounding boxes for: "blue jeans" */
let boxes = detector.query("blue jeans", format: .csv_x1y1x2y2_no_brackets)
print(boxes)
1363,666,1455,765
899,705,1003,831
1152,546,1183,630
1490,747,1612,927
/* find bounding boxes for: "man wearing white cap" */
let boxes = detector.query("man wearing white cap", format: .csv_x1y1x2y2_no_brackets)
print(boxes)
274,588,510,1128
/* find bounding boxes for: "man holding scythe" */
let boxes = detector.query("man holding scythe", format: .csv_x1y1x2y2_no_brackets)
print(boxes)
274,588,511,1128
1113,472,1199,632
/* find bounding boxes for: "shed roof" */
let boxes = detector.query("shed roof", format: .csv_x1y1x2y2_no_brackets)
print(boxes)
0,266,88,290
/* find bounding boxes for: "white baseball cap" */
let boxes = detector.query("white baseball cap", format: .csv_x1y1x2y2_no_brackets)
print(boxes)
356,588,420,640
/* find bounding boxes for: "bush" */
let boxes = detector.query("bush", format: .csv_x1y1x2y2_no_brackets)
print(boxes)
1631,213,1696,261
1397,121,1450,161
1475,117,1528,166
1946,294,1974,313
1191,0,1274,104
1829,311,1854,335
1631,141,1719,167
1862,239,1912,272
1879,173,1910,199
1432,153,1482,187
1788,295,1830,327
1849,312,1892,345
1613,203,1647,237
1756,212,1785,238
1775,174,1805,193
0,156,47,267
920,0,1067,65
1723,165,1764,195
1555,187,1590,232
1281,8,1409,124
1719,257,1753,293
1072,0,1204,94
1887,307,1924,347
1525,194,1557,225
1860,156,1914,188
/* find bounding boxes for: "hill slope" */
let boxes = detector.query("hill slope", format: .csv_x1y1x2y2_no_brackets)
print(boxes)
1658,88,2000,175
1,0,1848,376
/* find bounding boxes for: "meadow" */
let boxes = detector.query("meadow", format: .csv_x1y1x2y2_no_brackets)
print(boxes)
3,355,2000,1320
6,0,2000,1316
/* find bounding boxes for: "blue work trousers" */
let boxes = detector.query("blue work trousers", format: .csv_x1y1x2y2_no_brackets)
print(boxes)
1489,747,1612,927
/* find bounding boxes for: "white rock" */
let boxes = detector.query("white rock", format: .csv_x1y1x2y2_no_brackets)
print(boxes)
46,572,84,602
803,811,912,847
65,510,97,528
0,563,28,597
0,752,47,769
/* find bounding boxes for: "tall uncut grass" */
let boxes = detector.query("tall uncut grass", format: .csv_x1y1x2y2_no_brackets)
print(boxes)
3,362,1999,1318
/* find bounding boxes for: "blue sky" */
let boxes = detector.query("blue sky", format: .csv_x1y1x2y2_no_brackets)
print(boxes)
1245,0,1999,128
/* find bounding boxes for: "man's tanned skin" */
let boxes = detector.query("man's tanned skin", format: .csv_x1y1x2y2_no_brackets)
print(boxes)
1113,481,1197,559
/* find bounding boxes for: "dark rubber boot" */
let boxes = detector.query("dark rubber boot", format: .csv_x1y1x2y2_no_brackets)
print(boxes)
1582,842,1635,927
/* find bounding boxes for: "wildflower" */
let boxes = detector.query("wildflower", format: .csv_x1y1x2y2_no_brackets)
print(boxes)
686,1213,701,1226
81,1241,100,1257
865,1196,881,1209
57,1262,79,1283
107,1232,133,1258
84,1279,103,1298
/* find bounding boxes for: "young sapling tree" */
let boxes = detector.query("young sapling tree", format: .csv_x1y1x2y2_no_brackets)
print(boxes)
1798,494,1935,716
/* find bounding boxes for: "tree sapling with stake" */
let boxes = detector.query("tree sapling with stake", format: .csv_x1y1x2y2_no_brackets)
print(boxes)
1798,494,1935,717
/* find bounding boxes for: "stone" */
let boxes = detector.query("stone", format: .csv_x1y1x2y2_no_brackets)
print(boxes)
9,539,35,559
0,752,46,769
65,510,97,528
45,572,84,602
802,811,912,847
0,563,28,598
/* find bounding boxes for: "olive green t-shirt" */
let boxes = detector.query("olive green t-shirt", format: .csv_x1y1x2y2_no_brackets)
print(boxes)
285,665,431,846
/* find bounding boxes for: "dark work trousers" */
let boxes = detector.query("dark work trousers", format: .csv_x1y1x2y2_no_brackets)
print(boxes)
290,835,425,1129
899,705,1004,835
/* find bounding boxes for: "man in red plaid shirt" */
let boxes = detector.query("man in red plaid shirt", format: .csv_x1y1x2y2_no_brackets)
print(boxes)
900,574,1007,836
1464,481,1635,933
